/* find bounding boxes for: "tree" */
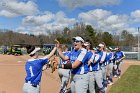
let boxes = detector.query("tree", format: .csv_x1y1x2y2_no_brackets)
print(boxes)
85,25,97,46
120,30,135,46
102,32,114,46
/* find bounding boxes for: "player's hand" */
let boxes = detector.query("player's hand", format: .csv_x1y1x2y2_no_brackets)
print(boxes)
88,61,92,66
54,39,60,48
115,60,120,63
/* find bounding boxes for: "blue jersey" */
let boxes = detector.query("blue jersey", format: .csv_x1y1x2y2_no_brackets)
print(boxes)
89,53,101,71
107,52,114,64
85,51,93,71
66,48,88,74
60,51,70,64
25,57,48,85
114,51,125,60
96,51,107,66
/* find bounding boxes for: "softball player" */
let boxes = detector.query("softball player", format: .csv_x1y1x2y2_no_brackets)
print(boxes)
88,47,105,93
83,42,96,93
106,48,114,85
58,45,70,93
23,45,57,93
56,36,89,93
98,43,108,89
113,47,125,78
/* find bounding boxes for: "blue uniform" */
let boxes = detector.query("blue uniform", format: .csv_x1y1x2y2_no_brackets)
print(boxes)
67,48,89,74
23,57,48,93
114,51,125,61
97,51,108,88
113,51,125,77
107,52,114,64
107,52,114,83
100,51,108,66
60,51,70,64
88,52,105,93
89,53,101,71
25,58,48,85
66,48,89,93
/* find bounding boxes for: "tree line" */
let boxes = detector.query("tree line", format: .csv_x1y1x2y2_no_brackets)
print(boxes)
0,23,137,47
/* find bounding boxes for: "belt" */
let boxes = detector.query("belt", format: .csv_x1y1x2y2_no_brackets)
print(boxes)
25,81,39,88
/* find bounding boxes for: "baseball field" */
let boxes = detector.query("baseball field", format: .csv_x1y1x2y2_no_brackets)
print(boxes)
0,54,140,93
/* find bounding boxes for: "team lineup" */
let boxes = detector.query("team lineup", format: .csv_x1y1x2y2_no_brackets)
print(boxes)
23,36,125,93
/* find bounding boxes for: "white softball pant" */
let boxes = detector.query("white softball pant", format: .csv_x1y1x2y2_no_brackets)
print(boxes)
88,70,103,93
23,82,40,93
58,68,70,92
70,73,89,93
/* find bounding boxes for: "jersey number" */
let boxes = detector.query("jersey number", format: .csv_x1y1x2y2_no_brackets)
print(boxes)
29,66,34,77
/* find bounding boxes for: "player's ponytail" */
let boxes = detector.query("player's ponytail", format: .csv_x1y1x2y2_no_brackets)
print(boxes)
26,45,35,55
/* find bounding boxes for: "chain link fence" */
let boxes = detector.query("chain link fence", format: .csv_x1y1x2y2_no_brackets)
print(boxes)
0,45,139,60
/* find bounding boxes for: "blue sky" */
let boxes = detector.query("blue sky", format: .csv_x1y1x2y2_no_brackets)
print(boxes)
0,0,140,35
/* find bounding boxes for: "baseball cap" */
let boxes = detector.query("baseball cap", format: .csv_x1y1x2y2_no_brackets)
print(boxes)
72,36,84,43
93,47,97,51
109,47,113,50
98,43,104,47
29,47,41,55
84,42,90,46
114,47,119,50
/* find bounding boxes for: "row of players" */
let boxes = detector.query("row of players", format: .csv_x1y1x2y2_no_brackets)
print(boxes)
57,39,125,93
23,36,125,93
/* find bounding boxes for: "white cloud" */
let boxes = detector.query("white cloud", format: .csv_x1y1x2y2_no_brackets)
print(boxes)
79,9,112,24
55,11,76,25
125,27,137,35
19,11,77,35
23,11,55,26
0,0,38,17
131,10,140,22
16,26,29,34
0,10,18,17
58,0,121,9
131,10,140,18
78,9,130,33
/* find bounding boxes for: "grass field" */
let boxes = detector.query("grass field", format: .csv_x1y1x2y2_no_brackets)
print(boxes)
108,65,140,93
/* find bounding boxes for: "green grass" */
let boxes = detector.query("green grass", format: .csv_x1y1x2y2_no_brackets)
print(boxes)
108,65,140,93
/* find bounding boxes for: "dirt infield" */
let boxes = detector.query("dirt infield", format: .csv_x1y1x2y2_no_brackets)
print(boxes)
0,54,140,93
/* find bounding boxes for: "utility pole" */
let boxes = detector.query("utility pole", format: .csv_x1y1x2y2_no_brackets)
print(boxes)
138,27,140,60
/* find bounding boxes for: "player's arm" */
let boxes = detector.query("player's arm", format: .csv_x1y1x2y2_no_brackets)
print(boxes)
94,54,100,63
57,49,87,69
121,52,126,60
57,48,69,61
119,52,126,61
41,39,59,60
100,52,106,63
56,40,69,61
88,54,95,66
58,60,81,69
45,47,57,59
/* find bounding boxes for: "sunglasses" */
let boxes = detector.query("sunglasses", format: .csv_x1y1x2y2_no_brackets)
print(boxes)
73,40,81,43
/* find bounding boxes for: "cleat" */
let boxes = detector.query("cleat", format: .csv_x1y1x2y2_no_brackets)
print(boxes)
108,82,113,86
114,75,117,78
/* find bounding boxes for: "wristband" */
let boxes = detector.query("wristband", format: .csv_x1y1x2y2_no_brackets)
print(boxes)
64,63,72,69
